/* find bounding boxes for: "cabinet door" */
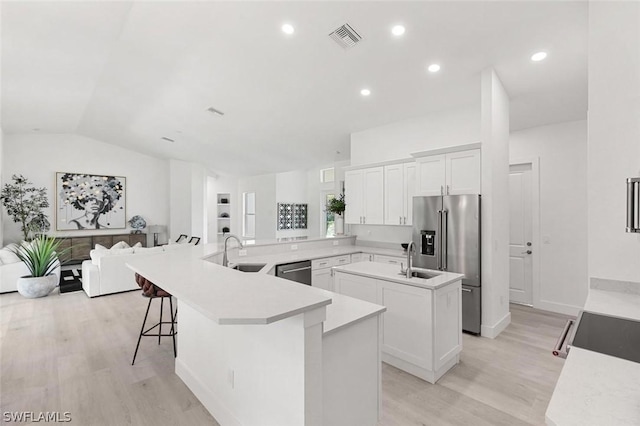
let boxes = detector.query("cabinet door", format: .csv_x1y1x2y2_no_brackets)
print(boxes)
416,154,446,196
333,272,378,304
363,167,384,225
312,269,333,291
373,254,404,266
379,280,433,368
384,164,405,225
344,170,364,224
404,162,417,226
446,149,481,195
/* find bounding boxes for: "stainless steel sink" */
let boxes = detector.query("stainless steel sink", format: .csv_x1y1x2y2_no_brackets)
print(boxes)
230,263,266,273
569,311,640,364
399,269,440,279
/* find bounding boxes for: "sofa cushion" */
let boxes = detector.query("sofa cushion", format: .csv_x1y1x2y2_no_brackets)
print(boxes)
134,246,163,254
90,247,135,265
0,245,21,265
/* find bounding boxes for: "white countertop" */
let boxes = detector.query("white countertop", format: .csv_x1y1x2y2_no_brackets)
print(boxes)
126,242,386,333
332,261,464,289
226,245,407,275
546,284,640,426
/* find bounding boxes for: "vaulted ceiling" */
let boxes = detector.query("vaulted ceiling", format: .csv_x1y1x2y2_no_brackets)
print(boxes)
1,1,587,176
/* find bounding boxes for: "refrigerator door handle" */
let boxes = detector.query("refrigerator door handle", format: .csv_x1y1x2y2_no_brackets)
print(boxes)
437,210,443,270
442,209,448,270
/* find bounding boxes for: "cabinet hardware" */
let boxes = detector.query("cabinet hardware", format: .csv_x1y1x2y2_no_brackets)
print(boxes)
446,185,450,195
399,216,402,225
462,288,472,293
440,185,444,195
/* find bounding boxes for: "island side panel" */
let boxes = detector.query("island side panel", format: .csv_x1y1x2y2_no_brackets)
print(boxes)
175,300,325,426
322,315,381,426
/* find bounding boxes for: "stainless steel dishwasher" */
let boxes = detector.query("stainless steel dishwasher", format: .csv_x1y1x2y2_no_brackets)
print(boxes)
275,260,312,285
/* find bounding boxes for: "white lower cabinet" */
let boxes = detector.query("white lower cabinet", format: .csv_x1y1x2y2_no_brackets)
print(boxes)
378,280,432,369
311,268,333,291
373,254,404,266
311,255,351,292
333,270,462,384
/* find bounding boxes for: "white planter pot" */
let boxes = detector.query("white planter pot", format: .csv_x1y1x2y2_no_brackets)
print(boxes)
17,275,58,298
335,215,345,235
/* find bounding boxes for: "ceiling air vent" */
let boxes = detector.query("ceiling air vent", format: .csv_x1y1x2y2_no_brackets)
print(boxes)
329,23,362,49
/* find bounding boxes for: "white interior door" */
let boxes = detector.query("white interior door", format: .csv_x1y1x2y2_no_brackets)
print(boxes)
509,163,533,305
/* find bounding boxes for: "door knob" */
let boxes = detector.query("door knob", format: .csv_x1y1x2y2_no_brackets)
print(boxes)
521,250,532,255
526,242,532,246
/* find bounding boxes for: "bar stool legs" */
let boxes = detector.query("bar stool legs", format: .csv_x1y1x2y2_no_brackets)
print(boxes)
132,296,177,365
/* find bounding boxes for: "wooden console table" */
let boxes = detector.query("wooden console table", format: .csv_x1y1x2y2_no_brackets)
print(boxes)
57,233,147,264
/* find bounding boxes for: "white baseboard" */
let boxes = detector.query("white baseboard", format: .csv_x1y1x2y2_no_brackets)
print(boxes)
175,358,241,426
536,300,581,317
481,311,511,339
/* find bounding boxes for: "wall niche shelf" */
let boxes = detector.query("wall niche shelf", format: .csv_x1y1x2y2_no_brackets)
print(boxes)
217,193,231,235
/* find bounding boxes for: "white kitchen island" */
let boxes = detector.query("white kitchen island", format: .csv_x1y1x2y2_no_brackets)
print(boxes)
126,244,385,426
332,262,464,384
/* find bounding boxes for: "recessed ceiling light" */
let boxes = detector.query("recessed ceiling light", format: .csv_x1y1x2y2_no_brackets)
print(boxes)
427,64,441,73
391,25,405,36
531,51,547,62
360,88,371,96
282,24,295,35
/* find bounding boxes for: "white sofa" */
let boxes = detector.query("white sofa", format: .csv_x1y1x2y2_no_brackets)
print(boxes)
1,245,62,294
81,243,193,297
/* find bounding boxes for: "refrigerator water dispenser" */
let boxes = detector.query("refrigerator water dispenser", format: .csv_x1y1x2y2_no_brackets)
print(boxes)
420,230,436,256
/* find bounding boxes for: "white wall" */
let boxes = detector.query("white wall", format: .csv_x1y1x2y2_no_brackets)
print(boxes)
349,106,480,243
587,2,640,283
2,133,169,245
350,106,480,166
0,127,4,246
169,159,209,243
510,120,588,314
237,174,276,241
480,68,511,338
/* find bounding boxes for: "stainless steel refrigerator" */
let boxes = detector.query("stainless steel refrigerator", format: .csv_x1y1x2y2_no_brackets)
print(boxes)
412,195,481,334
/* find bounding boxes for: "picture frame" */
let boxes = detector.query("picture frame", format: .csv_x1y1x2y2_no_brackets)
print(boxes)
55,172,126,231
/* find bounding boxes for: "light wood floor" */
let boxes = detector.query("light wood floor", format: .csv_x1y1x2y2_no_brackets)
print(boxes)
0,289,571,425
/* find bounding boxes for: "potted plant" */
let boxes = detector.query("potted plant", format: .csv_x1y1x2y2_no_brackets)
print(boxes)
0,174,50,241
326,193,346,235
11,235,69,298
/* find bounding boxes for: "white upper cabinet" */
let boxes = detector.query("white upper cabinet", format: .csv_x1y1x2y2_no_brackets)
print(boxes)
445,149,481,195
384,162,416,226
416,154,446,196
345,166,384,225
416,149,480,196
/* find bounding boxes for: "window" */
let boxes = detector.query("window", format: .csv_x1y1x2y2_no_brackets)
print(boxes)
320,168,335,183
242,192,256,238
324,193,335,237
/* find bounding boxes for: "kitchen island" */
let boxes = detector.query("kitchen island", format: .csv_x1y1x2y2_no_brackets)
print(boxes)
332,262,464,383
126,243,386,426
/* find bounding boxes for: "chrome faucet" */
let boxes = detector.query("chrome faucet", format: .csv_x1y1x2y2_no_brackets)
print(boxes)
222,234,244,267
400,241,416,278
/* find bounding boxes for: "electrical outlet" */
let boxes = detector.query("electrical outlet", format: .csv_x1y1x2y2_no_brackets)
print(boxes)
238,249,247,256
291,244,298,250
333,240,339,246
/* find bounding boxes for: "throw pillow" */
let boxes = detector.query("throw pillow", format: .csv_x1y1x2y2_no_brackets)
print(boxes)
111,241,130,250
133,242,142,248
94,244,108,251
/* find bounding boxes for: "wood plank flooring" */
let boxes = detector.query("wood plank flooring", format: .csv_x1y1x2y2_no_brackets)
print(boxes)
0,290,571,425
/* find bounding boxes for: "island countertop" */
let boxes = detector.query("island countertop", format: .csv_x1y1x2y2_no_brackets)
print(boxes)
126,242,386,333
332,261,464,289
126,245,333,325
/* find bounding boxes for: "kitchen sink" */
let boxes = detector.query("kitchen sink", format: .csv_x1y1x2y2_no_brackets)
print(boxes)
230,263,266,273
410,270,440,279
399,269,440,279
